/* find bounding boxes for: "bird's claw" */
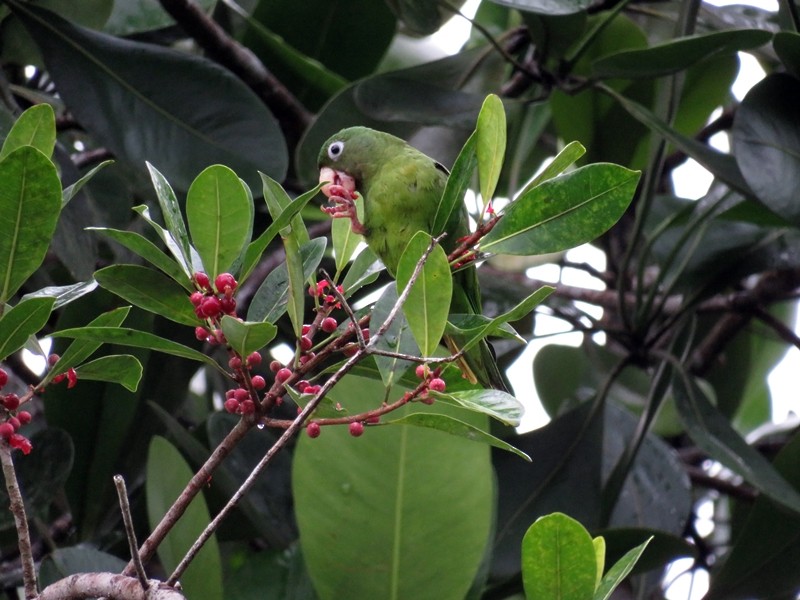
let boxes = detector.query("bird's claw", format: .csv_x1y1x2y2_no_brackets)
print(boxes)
320,190,366,235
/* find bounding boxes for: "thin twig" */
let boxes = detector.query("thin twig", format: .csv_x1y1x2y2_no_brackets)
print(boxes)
0,444,37,599
114,475,148,591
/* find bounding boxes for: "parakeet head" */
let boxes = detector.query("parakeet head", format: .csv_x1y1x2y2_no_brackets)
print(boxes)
317,126,404,198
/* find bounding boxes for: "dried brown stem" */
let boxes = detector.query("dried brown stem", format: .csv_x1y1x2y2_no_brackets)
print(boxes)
114,475,148,590
0,444,37,599
39,573,184,600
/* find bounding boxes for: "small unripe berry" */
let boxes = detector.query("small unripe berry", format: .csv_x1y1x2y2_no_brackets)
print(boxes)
3,394,19,410
0,369,8,388
7,417,20,431
17,411,31,425
0,423,13,440
276,368,292,383
251,375,266,390
429,378,446,393
189,291,204,307
195,326,210,341
420,394,435,405
306,422,321,438
366,415,381,424
228,356,242,370
305,384,322,395
300,336,313,351
343,344,358,357
247,352,262,367
321,317,338,333
194,272,210,289
415,364,428,379
349,422,364,437
48,354,60,367
299,353,315,366
296,380,310,393
214,272,237,295
361,328,370,342
269,360,282,373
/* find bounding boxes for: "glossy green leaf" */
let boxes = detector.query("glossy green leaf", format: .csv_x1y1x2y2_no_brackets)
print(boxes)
44,306,130,385
386,412,530,460
22,280,99,310
488,0,591,16
593,537,605,590
283,235,305,338
341,247,383,294
593,29,771,78
294,375,493,600
370,285,420,387
0,103,55,160
220,315,277,358
75,354,143,392
446,314,524,344
774,31,800,78
332,195,364,273
0,297,55,361
594,537,652,600
94,265,198,325
476,94,506,203
9,1,287,190
733,73,800,226
145,164,195,274
433,388,524,427
247,237,326,323
432,131,477,236
0,146,61,304
88,227,190,288
147,436,223,600
240,183,321,283
517,140,586,197
260,173,310,245
481,163,640,255
52,326,225,373
672,370,800,515
522,512,597,600
187,165,252,279
61,160,113,206
395,232,452,357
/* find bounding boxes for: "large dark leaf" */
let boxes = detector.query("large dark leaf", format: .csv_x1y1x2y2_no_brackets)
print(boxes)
9,1,287,191
733,73,800,226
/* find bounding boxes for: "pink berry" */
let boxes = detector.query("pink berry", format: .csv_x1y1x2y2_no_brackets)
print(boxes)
229,356,242,370
220,296,237,314
67,368,78,389
3,394,19,410
224,398,240,413
296,380,310,393
366,415,381,424
194,272,210,289
306,422,321,438
361,328,370,342
9,434,32,455
195,326,210,341
429,378,446,393
247,352,262,367
349,422,364,437
240,399,255,414
214,273,237,295
189,291,204,307
0,369,8,388
8,417,21,431
300,336,313,351
17,412,31,425
420,394,435,405
299,353,315,366
200,296,222,318
269,360,282,373
321,317,338,333
48,354,60,367
415,364,428,379
0,423,13,440
233,388,250,401
276,368,292,383
302,324,311,335
305,384,322,395
251,375,266,390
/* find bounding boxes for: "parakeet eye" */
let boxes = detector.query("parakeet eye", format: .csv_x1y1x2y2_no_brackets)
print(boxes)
327,141,344,161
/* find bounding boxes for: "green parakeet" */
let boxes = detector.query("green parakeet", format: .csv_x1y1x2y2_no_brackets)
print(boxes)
318,126,508,391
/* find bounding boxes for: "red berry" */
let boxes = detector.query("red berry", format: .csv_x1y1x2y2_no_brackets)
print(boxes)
269,360,282,373
299,353,315,366
276,368,292,384
224,398,240,413
200,296,222,318
429,378,446,393
349,422,364,437
194,272,210,289
302,324,311,335
321,317,338,333
251,375,266,390
17,412,31,425
305,384,322,395
296,380,310,393
240,399,255,414
8,417,20,431
229,356,242,370
0,423,13,440
9,434,32,455
3,394,19,410
189,291,204,306
233,388,250,401
48,354,60,367
195,327,209,341
247,352,262,367
213,329,226,344
0,369,8,388
361,328,370,342
214,273,237,295
366,415,381,424
415,364,428,379
67,368,78,389
306,422,321,438
220,296,237,314
300,336,313,351
343,344,358,357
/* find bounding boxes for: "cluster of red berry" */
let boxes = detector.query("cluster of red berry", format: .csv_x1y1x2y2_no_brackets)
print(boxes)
48,354,77,388
0,369,32,455
415,364,446,404
191,272,238,344
222,351,265,415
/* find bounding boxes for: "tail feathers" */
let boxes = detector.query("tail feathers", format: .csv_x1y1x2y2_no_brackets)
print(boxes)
444,334,511,393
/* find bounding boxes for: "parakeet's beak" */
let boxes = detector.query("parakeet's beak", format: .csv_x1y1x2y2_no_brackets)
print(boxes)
319,167,356,198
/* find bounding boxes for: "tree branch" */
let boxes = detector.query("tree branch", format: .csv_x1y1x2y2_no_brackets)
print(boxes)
0,444,37,599
39,573,184,600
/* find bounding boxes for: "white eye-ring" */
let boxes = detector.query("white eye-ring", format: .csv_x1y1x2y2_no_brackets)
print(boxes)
328,141,344,161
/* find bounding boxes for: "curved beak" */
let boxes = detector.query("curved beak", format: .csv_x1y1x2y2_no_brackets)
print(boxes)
319,167,356,198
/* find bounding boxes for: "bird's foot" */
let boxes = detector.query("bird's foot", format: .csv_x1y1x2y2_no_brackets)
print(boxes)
320,188,366,235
